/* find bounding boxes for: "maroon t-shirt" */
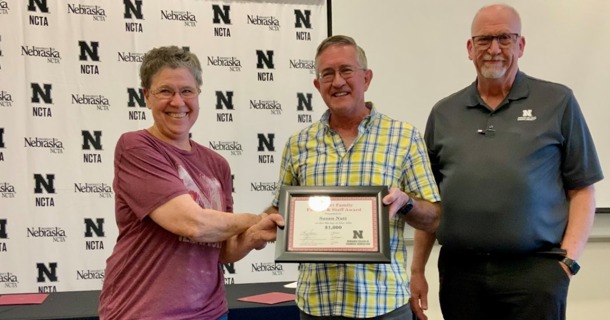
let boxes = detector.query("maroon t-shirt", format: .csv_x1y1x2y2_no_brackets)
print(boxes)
99,130,233,320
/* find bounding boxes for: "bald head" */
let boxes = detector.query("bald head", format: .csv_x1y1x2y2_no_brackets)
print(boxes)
467,3,525,88
471,4,521,36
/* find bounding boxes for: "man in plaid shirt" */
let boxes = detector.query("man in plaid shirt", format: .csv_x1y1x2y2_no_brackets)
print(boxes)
267,35,441,320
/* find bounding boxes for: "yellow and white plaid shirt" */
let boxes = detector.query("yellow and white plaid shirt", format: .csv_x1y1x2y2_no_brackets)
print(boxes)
272,104,440,318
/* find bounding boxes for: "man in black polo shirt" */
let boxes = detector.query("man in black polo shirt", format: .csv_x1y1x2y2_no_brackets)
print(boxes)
409,4,604,320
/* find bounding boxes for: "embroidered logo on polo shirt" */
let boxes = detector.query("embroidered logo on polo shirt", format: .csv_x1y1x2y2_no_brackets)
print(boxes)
517,109,537,121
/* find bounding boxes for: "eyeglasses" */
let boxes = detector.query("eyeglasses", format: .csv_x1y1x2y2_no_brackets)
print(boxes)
318,65,365,83
151,87,201,100
471,33,520,48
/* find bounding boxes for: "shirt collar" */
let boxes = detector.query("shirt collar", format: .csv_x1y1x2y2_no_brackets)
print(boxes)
320,101,378,129
465,70,529,109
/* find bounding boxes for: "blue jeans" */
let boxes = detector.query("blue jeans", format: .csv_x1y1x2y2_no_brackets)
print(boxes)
299,303,413,320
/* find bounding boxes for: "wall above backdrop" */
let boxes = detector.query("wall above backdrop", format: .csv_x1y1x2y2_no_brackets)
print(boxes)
330,0,609,211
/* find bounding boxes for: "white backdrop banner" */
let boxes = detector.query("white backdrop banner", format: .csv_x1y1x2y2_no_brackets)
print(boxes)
0,0,328,294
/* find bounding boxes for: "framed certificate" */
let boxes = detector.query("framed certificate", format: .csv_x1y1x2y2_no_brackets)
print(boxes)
275,186,390,263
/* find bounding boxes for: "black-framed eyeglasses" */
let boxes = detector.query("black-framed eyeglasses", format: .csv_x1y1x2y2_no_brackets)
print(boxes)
151,87,201,100
318,65,365,83
471,33,520,48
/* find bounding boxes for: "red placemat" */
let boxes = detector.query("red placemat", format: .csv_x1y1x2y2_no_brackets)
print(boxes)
237,292,295,305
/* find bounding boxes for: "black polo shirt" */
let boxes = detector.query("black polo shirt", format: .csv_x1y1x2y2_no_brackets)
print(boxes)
425,71,604,253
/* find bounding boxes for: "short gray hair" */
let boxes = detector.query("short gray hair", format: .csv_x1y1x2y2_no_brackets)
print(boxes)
314,35,368,73
139,46,202,89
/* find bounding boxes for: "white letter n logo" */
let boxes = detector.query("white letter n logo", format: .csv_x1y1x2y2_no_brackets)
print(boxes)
522,109,533,117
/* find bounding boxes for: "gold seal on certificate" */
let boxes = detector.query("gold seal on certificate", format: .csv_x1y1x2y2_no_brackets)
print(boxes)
275,186,390,263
